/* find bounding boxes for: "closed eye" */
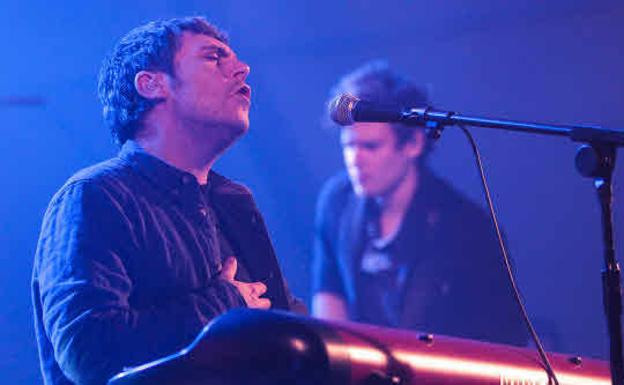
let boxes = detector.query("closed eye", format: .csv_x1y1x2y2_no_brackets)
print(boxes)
200,47,230,62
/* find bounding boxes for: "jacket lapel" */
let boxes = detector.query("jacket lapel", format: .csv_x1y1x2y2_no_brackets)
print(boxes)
338,194,370,304
209,174,290,310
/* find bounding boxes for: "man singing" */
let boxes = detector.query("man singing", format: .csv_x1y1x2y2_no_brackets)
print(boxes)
312,61,527,346
32,16,302,385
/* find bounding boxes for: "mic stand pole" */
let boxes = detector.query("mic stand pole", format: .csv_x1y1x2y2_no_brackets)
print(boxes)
578,143,622,385
404,107,624,385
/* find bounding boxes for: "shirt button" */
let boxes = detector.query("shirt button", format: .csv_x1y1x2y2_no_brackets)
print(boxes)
199,208,208,217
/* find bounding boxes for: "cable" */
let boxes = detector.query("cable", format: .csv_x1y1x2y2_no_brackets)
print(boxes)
457,124,560,385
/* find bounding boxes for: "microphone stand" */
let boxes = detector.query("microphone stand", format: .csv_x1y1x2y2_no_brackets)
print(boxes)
402,107,624,385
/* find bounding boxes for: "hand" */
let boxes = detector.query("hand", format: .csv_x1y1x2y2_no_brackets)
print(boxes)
219,257,271,309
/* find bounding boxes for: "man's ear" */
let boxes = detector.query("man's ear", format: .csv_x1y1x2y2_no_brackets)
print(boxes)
404,129,426,159
134,71,168,100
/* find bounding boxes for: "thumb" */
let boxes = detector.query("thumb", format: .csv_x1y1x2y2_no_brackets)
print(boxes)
219,257,238,281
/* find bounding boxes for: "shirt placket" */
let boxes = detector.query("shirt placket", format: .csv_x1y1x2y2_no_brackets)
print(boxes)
197,189,223,275
179,175,223,279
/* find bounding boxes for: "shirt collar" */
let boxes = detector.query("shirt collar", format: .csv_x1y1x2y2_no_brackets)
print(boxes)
118,140,210,197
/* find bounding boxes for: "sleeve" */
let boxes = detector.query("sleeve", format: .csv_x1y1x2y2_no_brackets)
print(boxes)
35,180,246,385
311,179,346,297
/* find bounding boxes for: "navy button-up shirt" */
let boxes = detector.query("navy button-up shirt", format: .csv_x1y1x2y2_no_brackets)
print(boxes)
32,141,294,385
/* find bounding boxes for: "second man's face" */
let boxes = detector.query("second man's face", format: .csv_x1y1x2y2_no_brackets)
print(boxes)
341,122,421,198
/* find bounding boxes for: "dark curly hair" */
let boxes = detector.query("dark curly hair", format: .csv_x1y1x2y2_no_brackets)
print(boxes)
327,60,431,153
97,16,228,145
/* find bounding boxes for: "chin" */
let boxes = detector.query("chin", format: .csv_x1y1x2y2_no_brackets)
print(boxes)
221,116,249,136
232,113,250,133
232,120,250,138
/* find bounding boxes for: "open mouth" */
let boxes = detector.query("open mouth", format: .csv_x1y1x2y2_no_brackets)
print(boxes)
236,84,251,100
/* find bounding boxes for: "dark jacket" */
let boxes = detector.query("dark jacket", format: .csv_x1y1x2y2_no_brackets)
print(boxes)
313,170,527,346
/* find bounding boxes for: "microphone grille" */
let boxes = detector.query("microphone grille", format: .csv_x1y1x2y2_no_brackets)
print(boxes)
329,93,359,126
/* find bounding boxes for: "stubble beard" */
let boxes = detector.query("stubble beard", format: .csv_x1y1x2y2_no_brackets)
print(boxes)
195,117,249,159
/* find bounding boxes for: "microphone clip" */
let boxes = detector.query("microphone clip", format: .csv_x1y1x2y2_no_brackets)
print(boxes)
425,120,444,141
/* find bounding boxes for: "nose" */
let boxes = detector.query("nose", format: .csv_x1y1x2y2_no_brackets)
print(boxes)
232,58,250,80
353,148,366,168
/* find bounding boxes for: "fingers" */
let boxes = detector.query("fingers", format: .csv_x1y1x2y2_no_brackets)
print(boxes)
238,281,271,309
251,297,271,309
250,282,267,297
219,257,238,281
245,284,271,309
218,258,270,309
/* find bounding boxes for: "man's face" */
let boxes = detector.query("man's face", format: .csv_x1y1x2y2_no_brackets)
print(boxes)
166,32,251,138
341,122,422,197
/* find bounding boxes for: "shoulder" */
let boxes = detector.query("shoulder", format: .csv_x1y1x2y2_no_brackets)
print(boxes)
314,172,356,230
37,158,138,251
70,156,132,187
425,170,490,224
47,156,136,211
424,171,502,261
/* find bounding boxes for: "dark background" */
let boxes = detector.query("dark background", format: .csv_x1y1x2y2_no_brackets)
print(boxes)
1,1,623,382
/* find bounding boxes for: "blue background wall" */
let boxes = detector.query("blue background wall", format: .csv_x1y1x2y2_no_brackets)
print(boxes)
1,1,623,382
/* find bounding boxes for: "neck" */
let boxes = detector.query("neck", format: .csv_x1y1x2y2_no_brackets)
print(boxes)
374,163,420,238
136,115,230,185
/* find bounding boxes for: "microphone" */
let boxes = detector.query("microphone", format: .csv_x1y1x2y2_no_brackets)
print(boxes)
328,94,624,148
329,93,413,126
